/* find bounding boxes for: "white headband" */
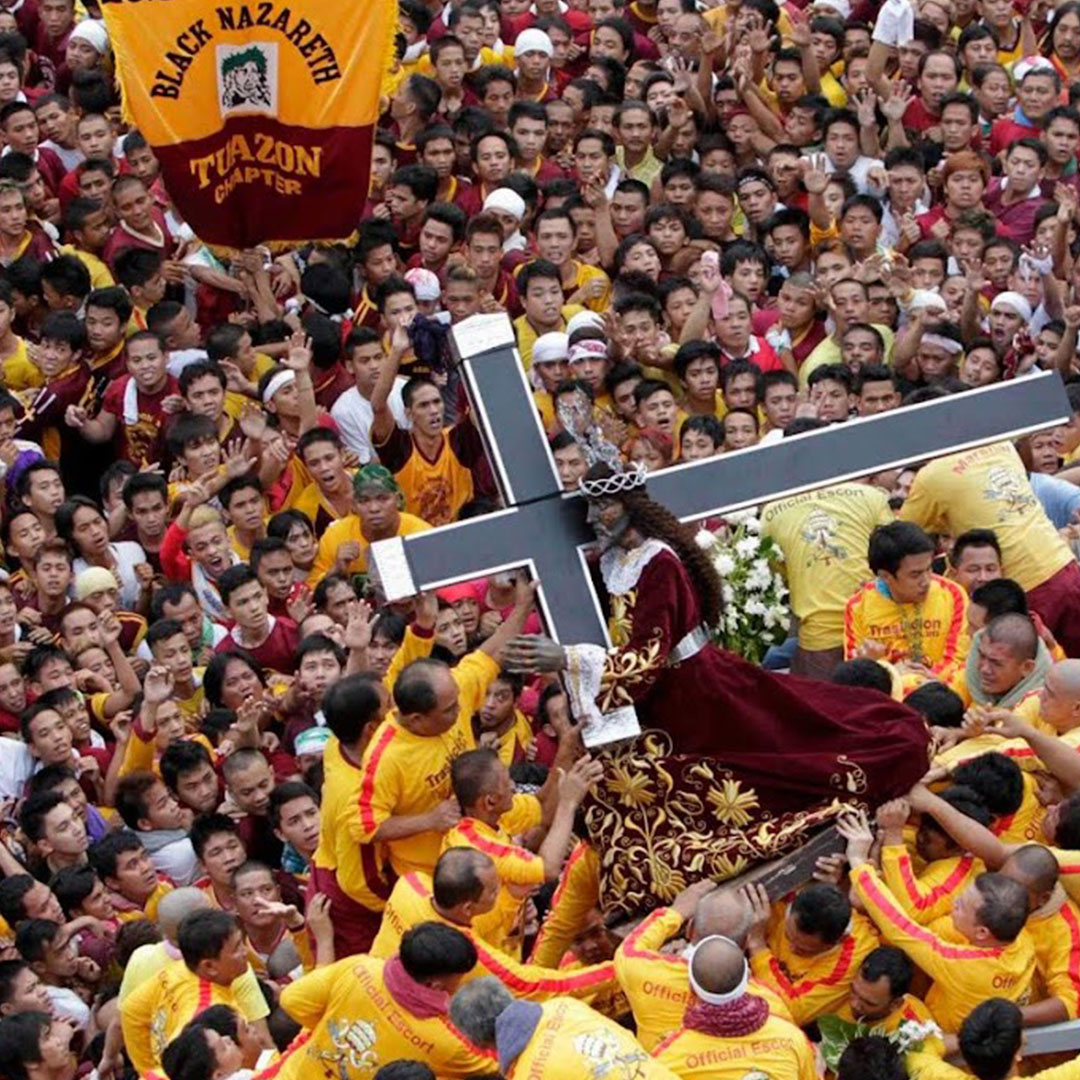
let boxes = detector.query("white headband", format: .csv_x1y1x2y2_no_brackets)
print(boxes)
920,333,964,355
262,369,296,403
685,935,750,1006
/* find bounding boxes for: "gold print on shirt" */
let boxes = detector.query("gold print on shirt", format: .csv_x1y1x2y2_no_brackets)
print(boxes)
314,1018,379,1080
416,477,453,528
983,466,1038,521
598,631,664,713
799,509,848,566
126,414,161,466
573,1029,650,1079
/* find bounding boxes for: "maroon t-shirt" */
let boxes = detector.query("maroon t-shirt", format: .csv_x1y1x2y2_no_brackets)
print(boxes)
214,615,301,675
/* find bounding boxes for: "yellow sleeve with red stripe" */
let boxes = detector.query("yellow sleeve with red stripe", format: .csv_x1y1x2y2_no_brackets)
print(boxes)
450,820,546,888
471,929,616,1003
749,935,863,1026
930,577,969,682
1033,902,1080,1020
354,722,401,845
529,840,601,969
120,967,166,1076
881,846,980,926
843,585,870,660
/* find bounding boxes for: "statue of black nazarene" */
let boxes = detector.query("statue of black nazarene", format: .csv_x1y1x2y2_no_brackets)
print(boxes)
505,463,930,919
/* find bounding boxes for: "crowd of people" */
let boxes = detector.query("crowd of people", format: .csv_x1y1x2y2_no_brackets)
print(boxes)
0,0,1074,1078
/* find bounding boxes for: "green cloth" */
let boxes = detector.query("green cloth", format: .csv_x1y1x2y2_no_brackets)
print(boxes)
964,628,1051,708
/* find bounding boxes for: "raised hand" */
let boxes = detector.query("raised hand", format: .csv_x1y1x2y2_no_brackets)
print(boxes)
800,153,831,196
880,82,913,123
283,330,312,373
142,665,175,707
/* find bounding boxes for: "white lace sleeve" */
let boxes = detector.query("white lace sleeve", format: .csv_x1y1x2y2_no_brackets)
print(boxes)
564,643,641,748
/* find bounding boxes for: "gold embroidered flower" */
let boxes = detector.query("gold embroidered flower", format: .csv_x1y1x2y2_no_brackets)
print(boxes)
607,762,656,808
609,591,636,647
707,778,760,827
713,852,750,880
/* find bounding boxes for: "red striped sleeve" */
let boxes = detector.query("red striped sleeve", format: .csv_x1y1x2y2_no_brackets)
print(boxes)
770,935,856,999
896,853,974,911
855,866,1004,960
476,937,614,994
196,978,213,1011
938,578,967,667
843,586,872,657
457,820,540,864
1061,902,1080,1000
652,1029,689,1057
622,909,682,962
404,872,431,898
357,724,398,834
438,1016,499,1057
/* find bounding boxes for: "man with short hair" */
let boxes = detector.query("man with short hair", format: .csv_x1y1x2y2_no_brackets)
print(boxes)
213,566,299,675
948,531,1003,594
356,581,537,879
844,521,969,678
372,848,616,1001
841,810,1035,1033
120,909,249,1074
276,923,495,1080
748,882,879,1025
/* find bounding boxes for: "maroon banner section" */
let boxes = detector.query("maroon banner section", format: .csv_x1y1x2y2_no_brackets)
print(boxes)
153,115,374,251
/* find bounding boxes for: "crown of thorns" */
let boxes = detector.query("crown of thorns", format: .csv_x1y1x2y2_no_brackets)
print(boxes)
222,47,267,77
579,463,648,498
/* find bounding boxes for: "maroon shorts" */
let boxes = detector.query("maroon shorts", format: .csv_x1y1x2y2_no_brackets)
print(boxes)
1026,560,1080,658
307,865,383,958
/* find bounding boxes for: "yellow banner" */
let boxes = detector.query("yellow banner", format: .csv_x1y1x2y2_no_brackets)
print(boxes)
101,0,399,250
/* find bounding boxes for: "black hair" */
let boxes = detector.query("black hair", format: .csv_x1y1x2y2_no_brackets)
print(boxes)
830,659,892,694
837,1036,906,1080
178,909,240,970
905,681,965,728
790,882,851,945
160,738,215,796
399,922,478,982
868,521,936,576
952,753,1025,818
958,999,1023,1080
188,813,241,861
322,674,384,746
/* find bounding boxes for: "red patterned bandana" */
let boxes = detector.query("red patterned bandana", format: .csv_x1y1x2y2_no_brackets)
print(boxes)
683,993,770,1038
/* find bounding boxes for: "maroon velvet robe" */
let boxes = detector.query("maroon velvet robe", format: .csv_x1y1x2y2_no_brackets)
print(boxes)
582,547,931,918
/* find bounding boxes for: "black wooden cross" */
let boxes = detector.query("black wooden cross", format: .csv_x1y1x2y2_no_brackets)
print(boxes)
369,314,1072,647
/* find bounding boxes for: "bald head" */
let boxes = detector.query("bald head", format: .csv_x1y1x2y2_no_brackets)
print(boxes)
690,937,747,996
157,886,210,942
691,888,752,946
1049,660,1080,698
433,847,494,909
1004,843,1059,895
984,613,1039,662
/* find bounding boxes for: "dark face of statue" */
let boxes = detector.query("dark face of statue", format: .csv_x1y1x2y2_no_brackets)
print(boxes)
586,496,632,551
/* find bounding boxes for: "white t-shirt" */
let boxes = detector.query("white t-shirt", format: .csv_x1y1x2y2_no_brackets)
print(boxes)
330,379,408,463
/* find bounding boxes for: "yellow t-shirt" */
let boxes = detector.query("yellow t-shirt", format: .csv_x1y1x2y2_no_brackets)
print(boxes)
762,483,893,650
843,574,970,679
615,907,793,1052
800,324,896,389
312,735,390,914
513,998,676,1078
120,958,240,1075
355,651,496,876
62,245,114,289
750,906,879,1026
514,305,586,371
277,955,496,1080
851,863,1035,1033
309,511,430,585
653,1011,816,1080
442,793,545,954
2,338,43,391
371,871,617,1003
899,441,1075,593
1027,893,1080,1019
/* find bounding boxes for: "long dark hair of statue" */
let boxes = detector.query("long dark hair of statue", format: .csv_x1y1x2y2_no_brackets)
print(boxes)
585,463,724,628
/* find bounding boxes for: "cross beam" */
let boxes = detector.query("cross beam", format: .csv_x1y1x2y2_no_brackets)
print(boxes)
370,314,1071,646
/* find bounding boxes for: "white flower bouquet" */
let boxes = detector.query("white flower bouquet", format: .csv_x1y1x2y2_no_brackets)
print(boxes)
695,508,791,664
